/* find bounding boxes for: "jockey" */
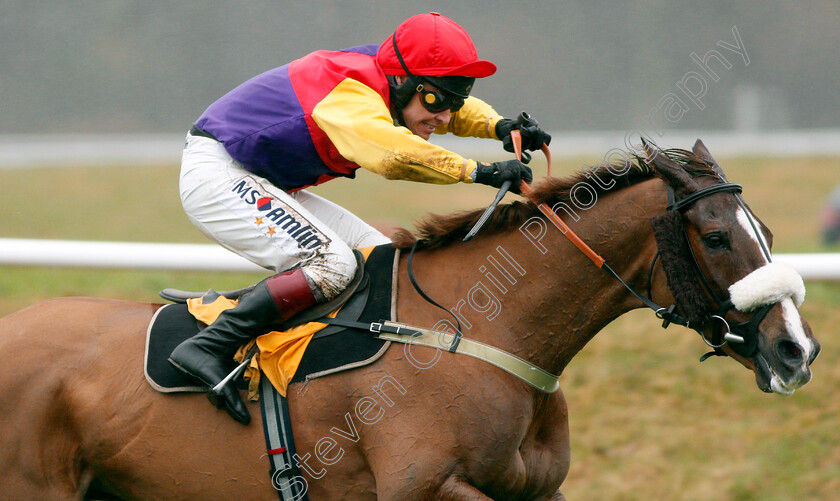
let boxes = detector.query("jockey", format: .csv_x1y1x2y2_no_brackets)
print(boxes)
169,12,551,424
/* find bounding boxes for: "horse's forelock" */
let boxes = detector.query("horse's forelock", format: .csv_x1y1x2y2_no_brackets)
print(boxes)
658,148,719,180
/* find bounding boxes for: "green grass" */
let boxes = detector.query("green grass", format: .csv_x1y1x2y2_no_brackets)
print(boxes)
1,154,839,499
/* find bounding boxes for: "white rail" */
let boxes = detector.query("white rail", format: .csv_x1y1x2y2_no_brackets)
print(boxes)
0,238,265,273
1,238,839,281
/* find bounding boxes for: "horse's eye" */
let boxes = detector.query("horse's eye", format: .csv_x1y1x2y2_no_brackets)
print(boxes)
703,232,729,250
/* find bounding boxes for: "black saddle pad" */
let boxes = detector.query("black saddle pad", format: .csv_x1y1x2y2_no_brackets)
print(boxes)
144,244,396,392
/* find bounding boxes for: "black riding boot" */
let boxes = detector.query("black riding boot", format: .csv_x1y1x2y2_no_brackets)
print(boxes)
168,268,317,424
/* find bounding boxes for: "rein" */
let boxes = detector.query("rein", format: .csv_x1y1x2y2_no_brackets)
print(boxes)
505,133,776,359
521,174,763,351
517,154,777,360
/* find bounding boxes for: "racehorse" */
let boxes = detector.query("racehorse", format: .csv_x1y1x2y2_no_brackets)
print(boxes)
0,140,819,500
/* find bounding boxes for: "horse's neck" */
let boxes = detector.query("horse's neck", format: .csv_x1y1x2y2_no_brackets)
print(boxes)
536,179,668,371
399,179,666,377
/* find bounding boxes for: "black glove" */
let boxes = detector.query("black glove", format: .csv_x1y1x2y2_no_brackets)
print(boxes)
495,117,552,153
473,159,533,193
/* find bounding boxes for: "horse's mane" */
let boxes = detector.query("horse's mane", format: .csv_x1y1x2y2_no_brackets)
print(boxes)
390,148,717,250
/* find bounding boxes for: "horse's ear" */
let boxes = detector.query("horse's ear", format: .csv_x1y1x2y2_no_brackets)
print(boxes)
641,137,699,195
691,139,714,162
692,138,728,180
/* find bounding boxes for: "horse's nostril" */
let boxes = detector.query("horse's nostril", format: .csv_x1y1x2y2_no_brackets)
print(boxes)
777,340,803,363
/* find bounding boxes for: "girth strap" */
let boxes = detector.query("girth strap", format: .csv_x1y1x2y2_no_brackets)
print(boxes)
317,317,561,393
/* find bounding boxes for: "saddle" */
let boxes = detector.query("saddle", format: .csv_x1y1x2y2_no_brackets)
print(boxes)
144,244,398,395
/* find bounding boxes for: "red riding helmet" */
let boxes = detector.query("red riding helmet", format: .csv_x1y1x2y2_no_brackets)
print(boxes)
377,13,496,111
377,12,497,79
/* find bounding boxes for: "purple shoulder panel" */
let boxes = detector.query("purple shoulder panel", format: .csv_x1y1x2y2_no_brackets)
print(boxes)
195,65,330,189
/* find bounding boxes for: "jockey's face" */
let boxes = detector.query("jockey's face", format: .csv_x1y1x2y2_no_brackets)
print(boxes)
395,76,452,140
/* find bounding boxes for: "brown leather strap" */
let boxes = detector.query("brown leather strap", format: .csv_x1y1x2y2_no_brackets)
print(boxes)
512,131,605,268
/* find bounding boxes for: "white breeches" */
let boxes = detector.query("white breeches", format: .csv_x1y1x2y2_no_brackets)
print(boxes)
179,132,391,300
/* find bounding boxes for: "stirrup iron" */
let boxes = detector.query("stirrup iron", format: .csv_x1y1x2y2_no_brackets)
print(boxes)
207,358,250,407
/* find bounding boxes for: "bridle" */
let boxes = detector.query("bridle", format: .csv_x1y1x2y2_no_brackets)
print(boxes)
649,181,775,360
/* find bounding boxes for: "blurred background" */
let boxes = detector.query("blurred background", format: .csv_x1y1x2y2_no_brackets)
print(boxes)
1,0,839,133
1,2,839,499
2,0,838,240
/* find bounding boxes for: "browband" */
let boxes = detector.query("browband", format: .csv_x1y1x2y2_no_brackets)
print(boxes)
667,183,742,212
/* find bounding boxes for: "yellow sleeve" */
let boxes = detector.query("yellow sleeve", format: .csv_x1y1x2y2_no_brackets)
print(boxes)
435,96,503,139
312,78,477,184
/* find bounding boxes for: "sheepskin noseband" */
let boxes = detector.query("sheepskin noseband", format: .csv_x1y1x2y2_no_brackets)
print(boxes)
650,210,714,327
728,262,805,312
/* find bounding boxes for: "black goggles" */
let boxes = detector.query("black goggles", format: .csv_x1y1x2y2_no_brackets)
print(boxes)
415,83,465,113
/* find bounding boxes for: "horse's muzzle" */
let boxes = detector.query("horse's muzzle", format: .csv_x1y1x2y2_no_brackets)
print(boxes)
753,337,817,395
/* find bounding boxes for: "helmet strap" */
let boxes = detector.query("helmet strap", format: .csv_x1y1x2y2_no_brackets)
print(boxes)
387,32,423,124
392,32,414,77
